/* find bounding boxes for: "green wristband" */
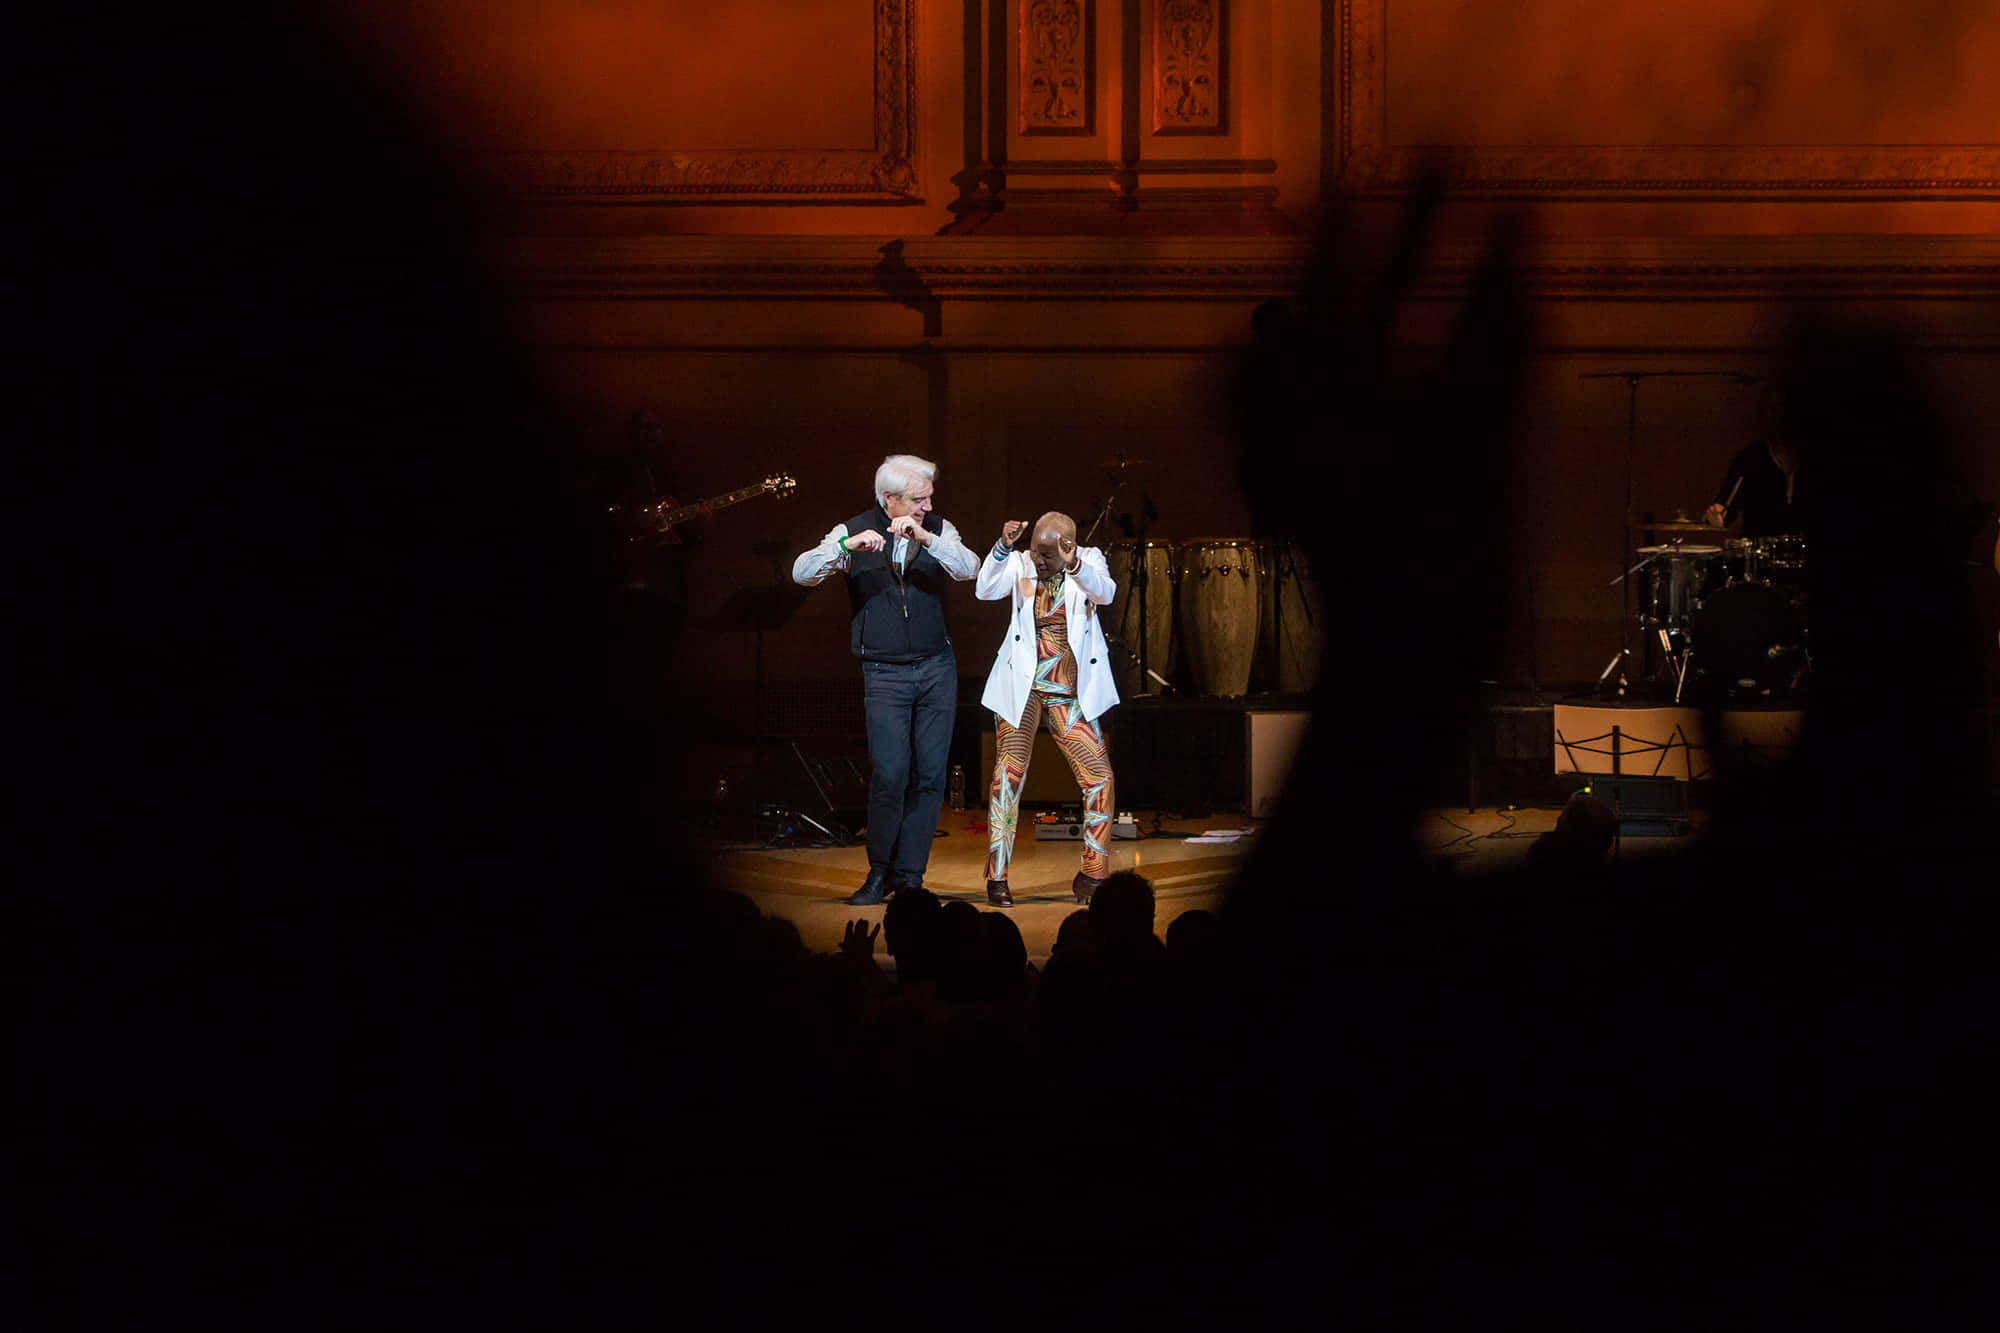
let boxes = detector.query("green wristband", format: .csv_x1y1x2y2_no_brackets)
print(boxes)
837,535,849,553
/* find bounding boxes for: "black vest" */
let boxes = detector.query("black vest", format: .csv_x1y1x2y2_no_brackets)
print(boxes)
843,506,953,662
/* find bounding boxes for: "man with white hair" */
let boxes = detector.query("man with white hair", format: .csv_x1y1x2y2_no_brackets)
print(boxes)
793,454,979,904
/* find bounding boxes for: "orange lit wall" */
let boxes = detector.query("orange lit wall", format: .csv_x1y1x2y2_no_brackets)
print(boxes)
326,1,2000,715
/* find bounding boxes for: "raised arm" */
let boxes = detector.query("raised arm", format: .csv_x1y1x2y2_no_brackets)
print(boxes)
926,519,980,581
1069,544,1117,606
792,524,850,586
976,529,1021,600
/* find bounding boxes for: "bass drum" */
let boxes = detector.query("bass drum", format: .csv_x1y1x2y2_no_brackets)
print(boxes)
1100,539,1177,697
1690,581,1806,698
1257,539,1323,694
1177,538,1262,698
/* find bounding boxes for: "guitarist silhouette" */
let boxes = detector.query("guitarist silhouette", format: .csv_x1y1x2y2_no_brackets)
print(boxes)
590,409,800,722
593,410,694,726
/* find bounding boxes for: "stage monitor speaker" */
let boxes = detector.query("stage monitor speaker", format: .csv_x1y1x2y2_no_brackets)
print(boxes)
1563,772,1688,837
979,730,1081,806
1246,710,1310,819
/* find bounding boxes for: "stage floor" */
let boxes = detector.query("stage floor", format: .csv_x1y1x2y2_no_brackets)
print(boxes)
700,802,1704,964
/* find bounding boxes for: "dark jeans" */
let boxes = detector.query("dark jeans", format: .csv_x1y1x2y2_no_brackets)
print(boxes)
861,648,956,882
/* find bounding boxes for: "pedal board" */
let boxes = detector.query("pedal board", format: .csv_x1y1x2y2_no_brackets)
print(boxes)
1032,811,1140,841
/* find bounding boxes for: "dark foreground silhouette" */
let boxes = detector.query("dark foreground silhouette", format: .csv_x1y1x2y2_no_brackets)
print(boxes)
15,6,2000,1325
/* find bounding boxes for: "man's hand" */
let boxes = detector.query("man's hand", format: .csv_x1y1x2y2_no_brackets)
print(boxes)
1001,519,1027,546
845,528,887,552
1703,504,1727,528
887,514,931,545
840,918,880,958
1058,534,1078,569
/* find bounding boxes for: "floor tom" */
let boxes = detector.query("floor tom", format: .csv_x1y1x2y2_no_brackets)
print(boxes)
1636,543,1722,629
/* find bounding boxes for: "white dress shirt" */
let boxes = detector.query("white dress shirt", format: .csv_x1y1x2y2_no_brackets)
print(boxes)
792,519,980,586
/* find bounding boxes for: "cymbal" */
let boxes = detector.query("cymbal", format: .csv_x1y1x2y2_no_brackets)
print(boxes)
1643,519,1721,534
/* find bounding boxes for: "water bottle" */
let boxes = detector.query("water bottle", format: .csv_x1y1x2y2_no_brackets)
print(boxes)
949,763,966,810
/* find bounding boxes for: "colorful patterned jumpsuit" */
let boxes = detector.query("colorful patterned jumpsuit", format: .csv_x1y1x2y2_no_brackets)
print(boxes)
986,567,1115,881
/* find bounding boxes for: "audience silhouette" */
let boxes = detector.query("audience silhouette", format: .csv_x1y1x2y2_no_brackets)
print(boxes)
19,7,2000,1325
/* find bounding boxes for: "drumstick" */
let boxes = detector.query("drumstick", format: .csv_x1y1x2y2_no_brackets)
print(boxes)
1719,475,1743,512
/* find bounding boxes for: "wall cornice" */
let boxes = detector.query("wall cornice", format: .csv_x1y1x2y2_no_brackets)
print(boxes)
493,234,2000,303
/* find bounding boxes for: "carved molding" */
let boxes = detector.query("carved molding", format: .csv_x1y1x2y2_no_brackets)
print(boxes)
1336,0,2000,198
496,0,917,203
495,235,2000,304
1021,0,1093,135
1153,0,1224,134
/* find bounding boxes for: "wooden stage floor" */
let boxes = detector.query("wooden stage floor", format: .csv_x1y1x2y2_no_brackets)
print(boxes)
699,802,1703,964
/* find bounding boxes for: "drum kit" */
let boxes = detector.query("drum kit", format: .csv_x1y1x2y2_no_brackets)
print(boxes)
1085,458,1322,700
1625,516,1811,700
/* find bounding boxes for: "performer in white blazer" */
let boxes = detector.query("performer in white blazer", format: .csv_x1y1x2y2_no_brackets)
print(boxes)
976,511,1120,907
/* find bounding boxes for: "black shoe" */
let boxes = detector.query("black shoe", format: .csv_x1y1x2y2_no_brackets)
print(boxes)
1072,872,1104,905
848,868,890,906
891,873,924,896
986,879,1014,908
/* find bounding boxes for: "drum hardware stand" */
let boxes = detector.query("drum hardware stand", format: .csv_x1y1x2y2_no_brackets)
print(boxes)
1580,368,1756,701
1596,646,1629,697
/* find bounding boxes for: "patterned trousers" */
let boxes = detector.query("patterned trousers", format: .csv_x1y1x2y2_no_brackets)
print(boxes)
986,692,1115,880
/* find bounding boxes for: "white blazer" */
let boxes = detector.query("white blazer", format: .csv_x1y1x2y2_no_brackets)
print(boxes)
977,547,1121,725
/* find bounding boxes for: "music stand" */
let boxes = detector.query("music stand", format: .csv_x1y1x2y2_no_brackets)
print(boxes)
712,567,839,846
1553,718,1705,843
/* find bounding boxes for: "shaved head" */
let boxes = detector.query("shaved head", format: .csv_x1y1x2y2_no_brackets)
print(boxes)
1029,511,1077,579
1033,511,1075,544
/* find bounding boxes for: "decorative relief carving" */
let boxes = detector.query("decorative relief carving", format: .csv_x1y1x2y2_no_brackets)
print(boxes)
1021,0,1092,135
1335,0,2000,197
501,0,917,203
1154,0,1223,134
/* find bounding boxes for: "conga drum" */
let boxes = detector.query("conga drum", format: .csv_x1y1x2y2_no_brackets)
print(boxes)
1259,539,1322,694
1178,538,1262,698
1101,539,1177,697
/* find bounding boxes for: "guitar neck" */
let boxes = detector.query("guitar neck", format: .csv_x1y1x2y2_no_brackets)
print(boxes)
652,484,767,530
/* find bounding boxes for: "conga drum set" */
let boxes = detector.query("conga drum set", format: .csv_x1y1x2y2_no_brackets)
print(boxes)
1630,518,1811,699
1085,456,1321,699
1098,535,1322,699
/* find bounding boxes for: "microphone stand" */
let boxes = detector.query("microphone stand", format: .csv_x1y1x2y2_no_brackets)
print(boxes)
1080,457,1131,546
1083,455,1175,695
1578,369,1754,697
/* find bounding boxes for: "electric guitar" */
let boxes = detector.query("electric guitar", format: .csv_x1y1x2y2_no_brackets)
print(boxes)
611,473,797,544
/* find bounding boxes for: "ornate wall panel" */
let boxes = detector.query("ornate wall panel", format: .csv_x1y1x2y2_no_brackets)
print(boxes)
1153,0,1225,134
1020,0,1095,134
497,0,919,203
1337,0,2000,197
